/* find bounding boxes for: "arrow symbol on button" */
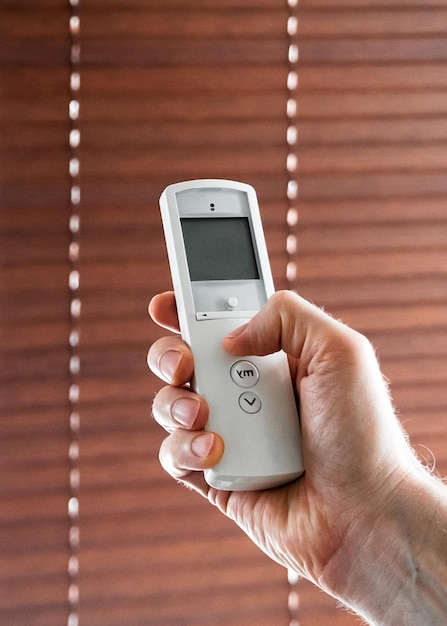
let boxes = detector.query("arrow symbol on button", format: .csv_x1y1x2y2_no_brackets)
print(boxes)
244,397,256,406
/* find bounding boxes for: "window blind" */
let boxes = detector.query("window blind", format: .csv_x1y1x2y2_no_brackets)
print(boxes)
295,4,447,623
1,2,294,625
2,2,447,626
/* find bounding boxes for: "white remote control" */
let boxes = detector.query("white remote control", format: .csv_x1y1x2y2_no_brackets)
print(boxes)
159,179,304,490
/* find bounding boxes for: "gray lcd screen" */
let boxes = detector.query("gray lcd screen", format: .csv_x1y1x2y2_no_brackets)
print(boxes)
181,217,259,281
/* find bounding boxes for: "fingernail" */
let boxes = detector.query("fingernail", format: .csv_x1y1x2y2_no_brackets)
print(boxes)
172,397,200,428
159,350,182,382
191,433,215,459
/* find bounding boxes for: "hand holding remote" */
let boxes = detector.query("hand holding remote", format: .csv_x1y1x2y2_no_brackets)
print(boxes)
149,289,447,624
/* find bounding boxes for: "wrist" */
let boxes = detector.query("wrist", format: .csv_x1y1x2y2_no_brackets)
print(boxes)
320,466,447,624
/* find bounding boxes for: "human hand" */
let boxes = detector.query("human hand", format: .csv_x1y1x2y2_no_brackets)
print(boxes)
148,290,420,601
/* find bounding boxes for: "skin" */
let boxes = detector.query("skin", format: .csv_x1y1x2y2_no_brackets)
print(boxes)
148,290,447,624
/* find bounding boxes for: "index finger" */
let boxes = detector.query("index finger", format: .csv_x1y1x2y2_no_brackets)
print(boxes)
149,291,180,333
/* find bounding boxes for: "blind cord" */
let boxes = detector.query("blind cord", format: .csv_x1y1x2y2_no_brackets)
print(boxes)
286,0,299,294
68,1,82,624
286,0,301,624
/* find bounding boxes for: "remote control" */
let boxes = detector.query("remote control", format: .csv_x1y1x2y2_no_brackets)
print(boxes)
159,179,304,490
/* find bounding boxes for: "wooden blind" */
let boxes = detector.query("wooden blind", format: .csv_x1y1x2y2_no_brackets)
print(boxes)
2,2,447,626
1,1,293,625
0,3,73,625
295,3,447,623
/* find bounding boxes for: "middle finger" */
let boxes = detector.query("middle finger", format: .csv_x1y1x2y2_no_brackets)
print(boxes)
153,385,209,433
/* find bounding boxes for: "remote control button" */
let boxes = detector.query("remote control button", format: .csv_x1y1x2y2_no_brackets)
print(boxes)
239,392,262,414
225,296,239,310
230,360,259,388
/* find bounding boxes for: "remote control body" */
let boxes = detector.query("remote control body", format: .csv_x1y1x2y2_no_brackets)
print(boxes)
159,179,304,490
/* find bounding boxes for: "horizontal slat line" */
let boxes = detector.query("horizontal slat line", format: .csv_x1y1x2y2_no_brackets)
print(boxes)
75,577,287,615
6,62,447,96
296,91,447,118
296,197,447,224
297,222,447,251
78,574,286,603
297,9,447,38
0,552,68,582
298,0,447,7
296,276,447,308
81,40,288,66
3,484,225,524
392,385,447,414
80,66,288,92
0,100,70,123
0,117,288,154
81,11,287,39
1,152,69,181
298,117,447,146
400,410,447,435
1,532,269,577
382,357,447,386
1,12,67,38
77,573,285,607
77,595,288,626
332,303,447,332
7,0,288,8
0,603,68,626
0,41,68,65
79,534,274,571
296,143,447,173
299,38,447,65
78,148,287,178
0,184,69,209
297,249,447,279
298,173,447,200
71,121,288,148
0,68,68,95
3,576,287,620
80,94,287,122
298,63,447,90
3,10,287,40
0,505,231,554
1,493,68,523
367,330,447,361
1,462,163,498
0,403,153,438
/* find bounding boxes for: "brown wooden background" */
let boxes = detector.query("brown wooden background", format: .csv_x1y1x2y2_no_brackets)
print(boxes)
1,1,447,625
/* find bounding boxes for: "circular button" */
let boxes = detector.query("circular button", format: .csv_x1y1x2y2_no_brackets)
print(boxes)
230,360,259,388
225,296,239,310
239,392,262,414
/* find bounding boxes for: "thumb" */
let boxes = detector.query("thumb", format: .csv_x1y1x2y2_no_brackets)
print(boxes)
223,290,332,361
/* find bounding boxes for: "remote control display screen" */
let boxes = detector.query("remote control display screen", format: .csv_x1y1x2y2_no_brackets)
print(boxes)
181,217,259,281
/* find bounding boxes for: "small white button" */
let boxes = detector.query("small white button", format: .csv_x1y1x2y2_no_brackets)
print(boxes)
239,392,262,414
225,296,239,310
230,361,259,388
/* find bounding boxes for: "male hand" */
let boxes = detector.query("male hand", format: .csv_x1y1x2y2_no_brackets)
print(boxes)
148,290,416,595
